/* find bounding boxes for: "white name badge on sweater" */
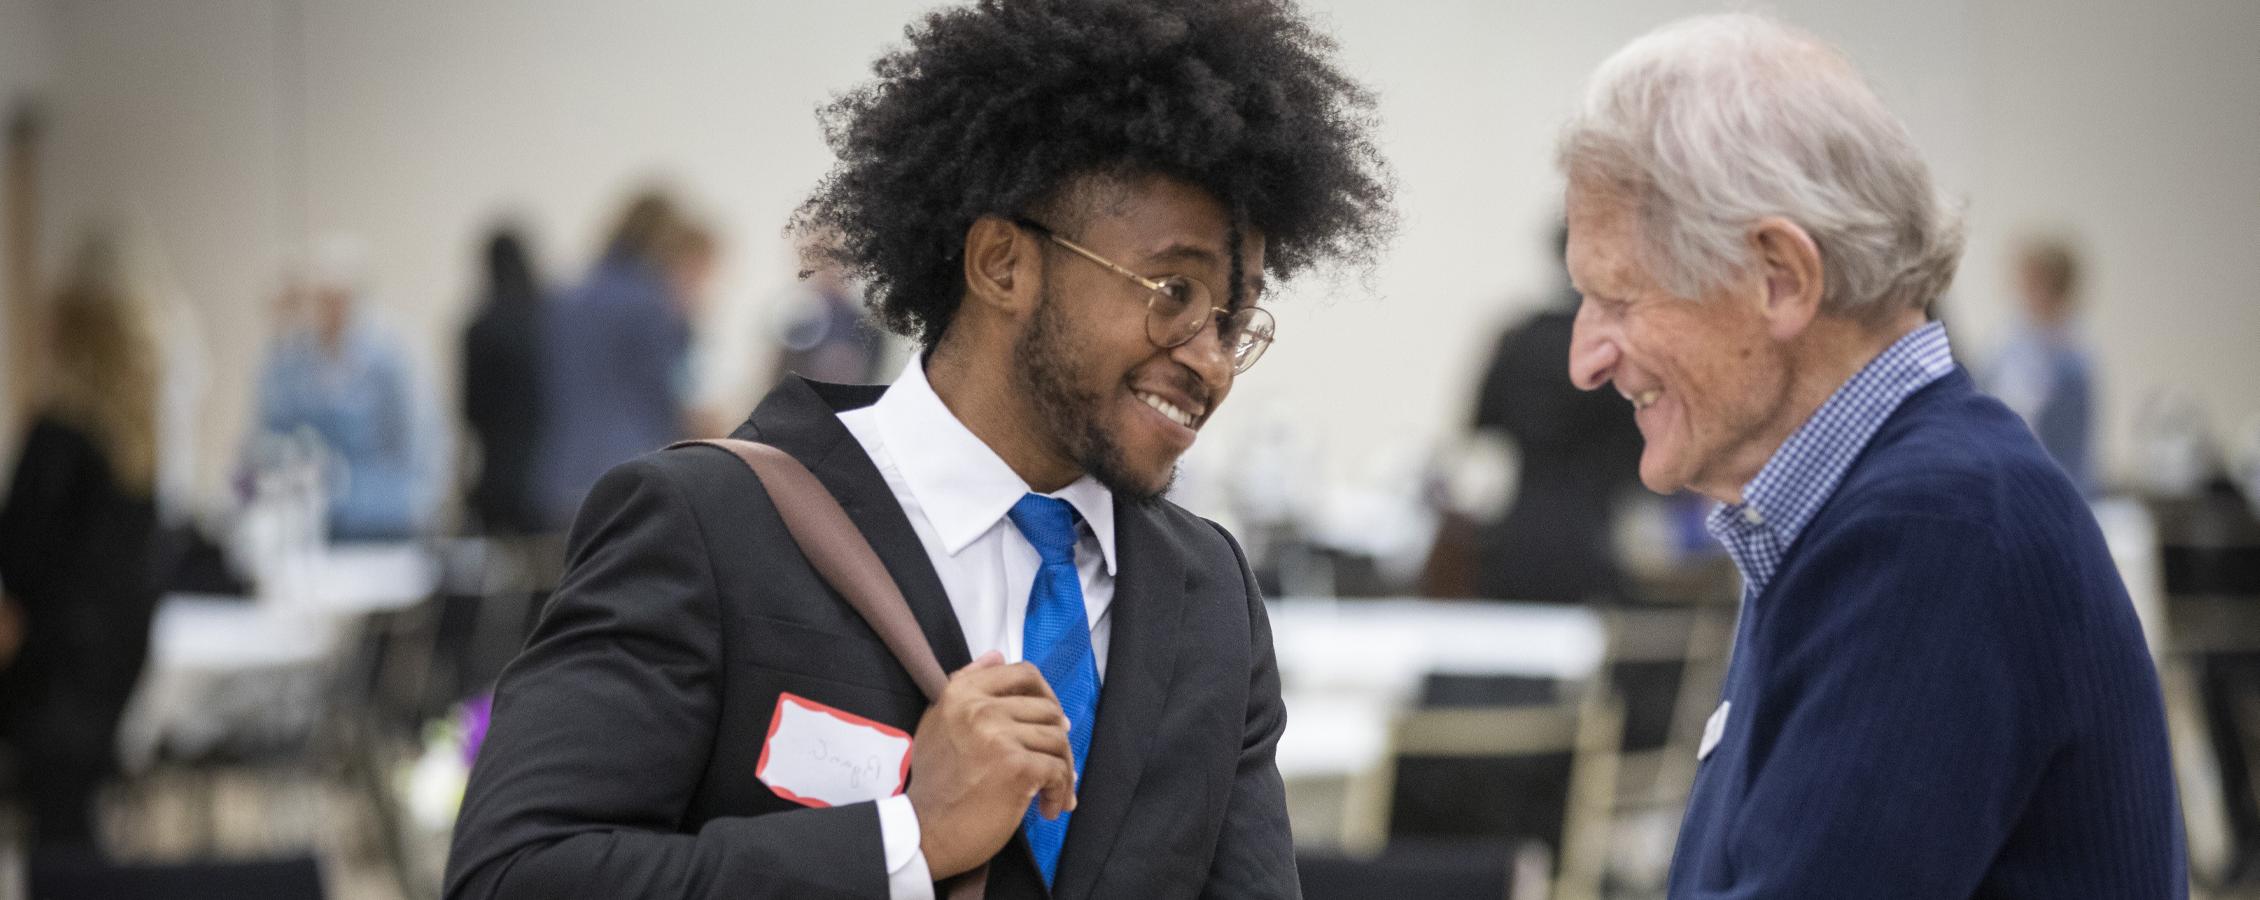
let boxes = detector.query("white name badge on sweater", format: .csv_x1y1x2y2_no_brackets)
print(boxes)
1698,700,1732,761
757,692,914,808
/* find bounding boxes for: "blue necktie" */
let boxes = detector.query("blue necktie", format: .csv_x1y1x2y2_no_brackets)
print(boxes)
1007,494,1100,888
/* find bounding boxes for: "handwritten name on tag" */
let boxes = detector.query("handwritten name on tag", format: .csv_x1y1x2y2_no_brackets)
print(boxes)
1698,700,1732,761
756,692,914,808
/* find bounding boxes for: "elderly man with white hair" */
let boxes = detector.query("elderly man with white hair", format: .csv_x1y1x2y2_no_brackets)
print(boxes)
1559,14,2183,898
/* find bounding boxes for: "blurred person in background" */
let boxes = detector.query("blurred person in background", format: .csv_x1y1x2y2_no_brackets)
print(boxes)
444,0,1391,896
529,190,715,529
460,225,548,535
248,235,444,541
768,238,888,387
1467,221,1644,603
1561,14,2181,897
1983,234,2096,494
0,233,170,848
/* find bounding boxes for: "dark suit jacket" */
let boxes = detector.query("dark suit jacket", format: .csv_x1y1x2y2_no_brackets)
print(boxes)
445,377,1299,900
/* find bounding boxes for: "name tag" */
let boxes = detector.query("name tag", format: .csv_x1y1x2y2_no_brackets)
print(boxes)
1698,700,1732,761
757,692,914,808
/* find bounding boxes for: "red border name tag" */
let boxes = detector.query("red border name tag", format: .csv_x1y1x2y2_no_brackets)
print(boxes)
756,692,914,808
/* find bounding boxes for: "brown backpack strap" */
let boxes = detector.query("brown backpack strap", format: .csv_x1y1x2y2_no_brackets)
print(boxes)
674,438,948,700
671,439,986,900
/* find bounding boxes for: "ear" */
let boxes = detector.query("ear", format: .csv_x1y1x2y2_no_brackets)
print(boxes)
962,216,1039,319
1750,217,1824,341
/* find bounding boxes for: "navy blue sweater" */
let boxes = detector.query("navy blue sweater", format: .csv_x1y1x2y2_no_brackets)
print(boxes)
1668,370,2186,898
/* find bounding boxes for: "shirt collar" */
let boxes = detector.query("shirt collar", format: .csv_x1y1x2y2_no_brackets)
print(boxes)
871,358,1119,575
1707,320,1956,592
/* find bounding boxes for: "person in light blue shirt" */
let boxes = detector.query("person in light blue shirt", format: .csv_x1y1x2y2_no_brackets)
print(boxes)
1984,235,2096,493
250,239,443,541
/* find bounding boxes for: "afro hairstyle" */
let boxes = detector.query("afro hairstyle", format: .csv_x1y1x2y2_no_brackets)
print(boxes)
792,0,1395,348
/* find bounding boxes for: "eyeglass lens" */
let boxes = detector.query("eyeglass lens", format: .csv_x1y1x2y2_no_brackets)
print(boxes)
1146,279,1272,372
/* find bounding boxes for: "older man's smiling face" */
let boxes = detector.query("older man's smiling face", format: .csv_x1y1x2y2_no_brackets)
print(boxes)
1563,183,1795,501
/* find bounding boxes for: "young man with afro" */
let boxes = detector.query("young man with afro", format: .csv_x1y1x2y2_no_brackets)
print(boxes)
444,0,1392,897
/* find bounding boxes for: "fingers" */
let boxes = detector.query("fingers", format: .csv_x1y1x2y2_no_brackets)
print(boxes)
1037,779,1076,819
986,695,1071,728
989,701,1077,820
944,661,1068,729
1006,720,1073,763
1019,743,1078,819
959,660,1063,703
998,718,1078,819
948,656,1054,704
938,653,1081,819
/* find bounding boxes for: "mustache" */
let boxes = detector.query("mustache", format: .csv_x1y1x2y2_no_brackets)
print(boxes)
1146,364,1214,411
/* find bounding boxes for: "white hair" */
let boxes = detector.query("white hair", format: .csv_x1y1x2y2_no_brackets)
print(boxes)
1558,13,1964,320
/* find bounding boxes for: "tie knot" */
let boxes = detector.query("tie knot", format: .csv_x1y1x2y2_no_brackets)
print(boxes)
1008,494,1079,566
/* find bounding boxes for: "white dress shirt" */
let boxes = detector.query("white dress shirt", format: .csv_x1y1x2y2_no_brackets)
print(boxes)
835,358,1117,900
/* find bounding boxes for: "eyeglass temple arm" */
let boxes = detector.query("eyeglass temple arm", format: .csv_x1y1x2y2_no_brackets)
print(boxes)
1051,235,1169,293
1010,217,1168,291
1046,234,1243,331
1014,217,1257,331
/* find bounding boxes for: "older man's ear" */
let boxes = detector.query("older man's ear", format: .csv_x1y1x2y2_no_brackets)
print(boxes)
1751,216,1826,341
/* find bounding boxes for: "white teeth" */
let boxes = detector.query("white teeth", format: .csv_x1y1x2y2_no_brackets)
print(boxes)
1626,389,1660,410
1136,391,1197,429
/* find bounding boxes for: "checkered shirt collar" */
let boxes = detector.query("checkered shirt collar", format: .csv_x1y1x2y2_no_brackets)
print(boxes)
1706,321,1957,599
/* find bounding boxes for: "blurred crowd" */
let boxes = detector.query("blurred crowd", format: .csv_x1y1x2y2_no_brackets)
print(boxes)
0,181,904,859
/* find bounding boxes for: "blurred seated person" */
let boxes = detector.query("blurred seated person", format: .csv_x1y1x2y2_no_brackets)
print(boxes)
1467,224,1644,603
248,236,443,541
531,191,716,528
1982,234,2096,493
461,226,548,535
0,234,169,847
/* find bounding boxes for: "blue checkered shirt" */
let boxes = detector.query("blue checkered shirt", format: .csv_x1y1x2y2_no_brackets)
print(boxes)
1707,321,1957,600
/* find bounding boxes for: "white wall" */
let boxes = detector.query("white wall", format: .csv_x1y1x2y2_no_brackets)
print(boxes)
41,2,292,510
0,0,60,463
0,0,57,145
289,0,942,415
1962,0,2260,478
31,0,2260,511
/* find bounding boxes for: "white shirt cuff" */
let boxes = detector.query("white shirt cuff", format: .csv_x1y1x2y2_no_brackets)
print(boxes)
878,793,935,900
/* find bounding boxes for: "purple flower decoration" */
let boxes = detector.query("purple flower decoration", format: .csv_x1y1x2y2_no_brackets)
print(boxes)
460,692,494,767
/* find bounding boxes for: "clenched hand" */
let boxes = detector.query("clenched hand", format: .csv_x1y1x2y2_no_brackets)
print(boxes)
906,651,1078,878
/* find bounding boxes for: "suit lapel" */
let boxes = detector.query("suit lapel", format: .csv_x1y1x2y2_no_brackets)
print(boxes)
1051,500,1190,898
733,377,975,674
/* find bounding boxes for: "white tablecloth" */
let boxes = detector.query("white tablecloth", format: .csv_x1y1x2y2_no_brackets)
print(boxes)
257,542,441,618
116,544,440,770
1266,598,1606,781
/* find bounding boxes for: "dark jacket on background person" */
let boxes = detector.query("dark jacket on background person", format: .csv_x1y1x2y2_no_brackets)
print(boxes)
462,277,546,534
1471,304,1644,602
0,416,164,844
529,254,690,529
